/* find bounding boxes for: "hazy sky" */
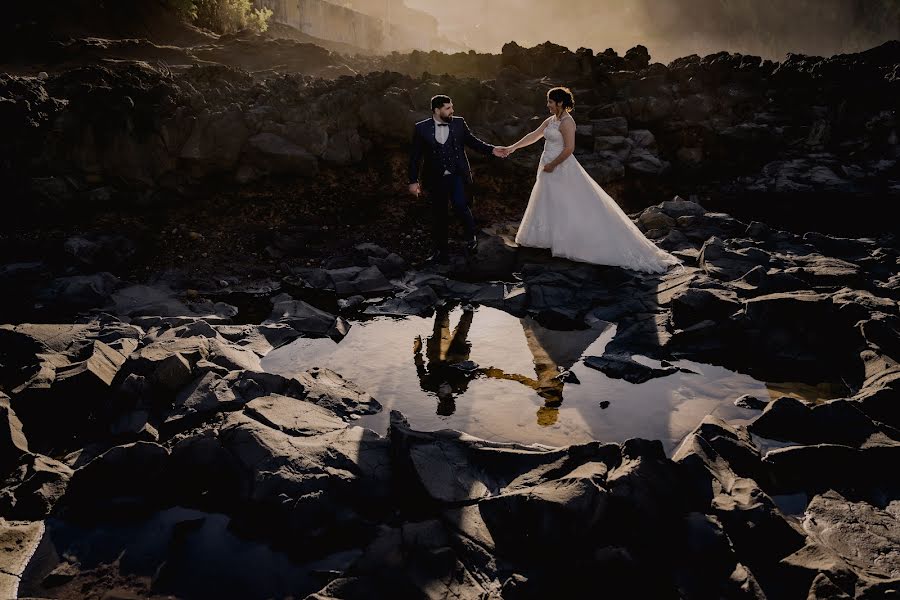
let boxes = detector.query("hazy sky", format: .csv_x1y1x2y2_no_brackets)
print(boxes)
405,0,900,62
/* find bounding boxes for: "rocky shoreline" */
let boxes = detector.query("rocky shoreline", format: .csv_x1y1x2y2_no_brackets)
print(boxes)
2,194,899,599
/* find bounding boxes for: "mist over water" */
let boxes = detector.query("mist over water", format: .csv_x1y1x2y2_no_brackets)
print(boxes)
406,0,900,62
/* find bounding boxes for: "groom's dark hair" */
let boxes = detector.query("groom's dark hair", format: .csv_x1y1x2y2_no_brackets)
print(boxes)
431,94,452,112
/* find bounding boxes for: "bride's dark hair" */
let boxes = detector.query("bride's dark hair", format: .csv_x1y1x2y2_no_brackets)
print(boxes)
547,86,575,113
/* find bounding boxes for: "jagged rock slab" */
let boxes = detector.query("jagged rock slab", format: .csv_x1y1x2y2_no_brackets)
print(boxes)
0,519,44,599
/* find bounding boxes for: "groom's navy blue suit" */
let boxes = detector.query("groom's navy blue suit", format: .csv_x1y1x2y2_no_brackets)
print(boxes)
408,116,495,254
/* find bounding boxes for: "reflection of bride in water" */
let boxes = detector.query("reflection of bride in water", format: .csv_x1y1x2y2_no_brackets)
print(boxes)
413,305,605,426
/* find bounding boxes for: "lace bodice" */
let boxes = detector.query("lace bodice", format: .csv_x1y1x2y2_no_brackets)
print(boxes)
541,116,570,164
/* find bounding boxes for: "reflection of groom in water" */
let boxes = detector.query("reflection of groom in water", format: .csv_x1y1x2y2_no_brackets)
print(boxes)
414,308,603,426
413,305,475,415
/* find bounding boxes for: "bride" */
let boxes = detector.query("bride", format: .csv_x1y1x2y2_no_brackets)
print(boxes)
501,87,680,274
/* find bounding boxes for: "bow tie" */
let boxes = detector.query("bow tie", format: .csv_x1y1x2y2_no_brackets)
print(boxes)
436,123,448,127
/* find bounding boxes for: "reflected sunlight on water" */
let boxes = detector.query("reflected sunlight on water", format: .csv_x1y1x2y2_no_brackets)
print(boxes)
261,305,847,455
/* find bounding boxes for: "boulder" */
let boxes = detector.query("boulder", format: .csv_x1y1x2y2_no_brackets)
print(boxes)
478,461,611,556
753,397,885,447
781,491,900,597
327,265,393,296
165,369,308,431
637,207,677,232
0,454,73,519
734,394,768,410
583,353,679,384
670,287,742,329
218,411,391,532
63,234,137,269
243,132,319,176
657,196,707,218
266,293,349,340
38,272,120,310
179,105,250,174
389,410,620,505
54,339,128,390
1,392,30,473
367,253,407,279
591,117,629,137
470,234,517,279
61,441,170,513
363,286,438,317
785,255,863,288
296,367,382,420
244,391,347,438
0,520,44,600
699,237,769,281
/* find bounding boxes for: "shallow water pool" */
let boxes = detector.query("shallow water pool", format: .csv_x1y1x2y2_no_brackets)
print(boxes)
261,305,846,454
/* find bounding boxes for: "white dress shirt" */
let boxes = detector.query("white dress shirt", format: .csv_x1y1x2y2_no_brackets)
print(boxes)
433,117,450,144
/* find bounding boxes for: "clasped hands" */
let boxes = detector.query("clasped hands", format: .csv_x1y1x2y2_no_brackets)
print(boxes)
494,146,555,171
494,145,554,171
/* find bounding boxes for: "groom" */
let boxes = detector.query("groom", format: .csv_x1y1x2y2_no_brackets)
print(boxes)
408,94,507,263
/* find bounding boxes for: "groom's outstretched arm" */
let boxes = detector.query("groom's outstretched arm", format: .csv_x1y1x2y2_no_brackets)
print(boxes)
408,125,424,184
460,118,495,156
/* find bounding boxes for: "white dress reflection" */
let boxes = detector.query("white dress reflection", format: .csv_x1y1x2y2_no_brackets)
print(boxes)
414,307,606,426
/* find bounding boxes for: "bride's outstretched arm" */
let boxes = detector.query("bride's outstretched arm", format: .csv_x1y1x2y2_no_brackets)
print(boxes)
505,117,551,153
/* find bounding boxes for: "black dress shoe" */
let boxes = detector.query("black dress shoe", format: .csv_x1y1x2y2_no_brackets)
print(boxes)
465,236,478,252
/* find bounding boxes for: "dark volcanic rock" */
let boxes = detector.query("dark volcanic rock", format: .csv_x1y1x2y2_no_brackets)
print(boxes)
699,237,769,281
0,392,29,474
243,132,319,176
583,353,680,384
217,410,391,534
761,440,900,494
734,394,768,410
37,273,120,310
164,369,309,432
244,393,347,437
327,266,393,297
670,286,742,329
296,367,382,420
0,454,73,519
60,441,170,514
388,410,620,505
781,490,900,598
363,285,439,317
749,397,884,447
266,293,350,341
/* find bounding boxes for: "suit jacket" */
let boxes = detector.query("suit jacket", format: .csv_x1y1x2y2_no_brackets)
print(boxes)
408,116,495,189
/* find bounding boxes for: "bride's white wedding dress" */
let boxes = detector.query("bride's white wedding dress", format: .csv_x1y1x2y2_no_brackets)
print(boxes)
515,115,681,273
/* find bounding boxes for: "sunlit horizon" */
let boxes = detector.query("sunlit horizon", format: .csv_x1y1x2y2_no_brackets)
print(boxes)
400,0,899,62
